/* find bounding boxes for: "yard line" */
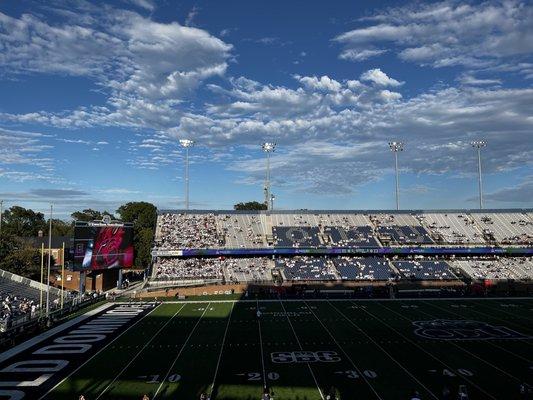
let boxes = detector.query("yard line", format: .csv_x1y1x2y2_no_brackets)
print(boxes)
419,300,532,365
373,302,498,399
257,299,267,388
39,302,161,400
303,301,383,400
95,303,187,399
209,302,235,398
328,301,439,400
153,303,211,400
279,299,325,400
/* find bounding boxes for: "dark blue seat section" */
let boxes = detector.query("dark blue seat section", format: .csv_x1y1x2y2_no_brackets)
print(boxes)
272,226,321,247
332,257,395,281
325,226,380,247
377,225,434,244
275,257,337,281
393,260,457,280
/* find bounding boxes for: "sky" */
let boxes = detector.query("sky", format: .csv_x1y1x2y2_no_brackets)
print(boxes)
0,0,532,218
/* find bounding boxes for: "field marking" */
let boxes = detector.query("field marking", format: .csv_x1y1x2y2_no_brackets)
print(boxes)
0,302,114,364
422,300,533,362
303,301,383,400
419,301,532,370
153,302,211,399
39,303,161,400
279,300,324,400
442,300,533,348
209,302,234,398
257,299,267,388
328,301,439,400
374,302,498,399
95,303,187,399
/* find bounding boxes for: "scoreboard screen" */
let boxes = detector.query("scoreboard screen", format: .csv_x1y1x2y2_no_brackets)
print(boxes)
73,223,134,271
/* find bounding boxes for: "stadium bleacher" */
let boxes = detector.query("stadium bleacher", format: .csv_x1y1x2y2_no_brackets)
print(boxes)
332,257,395,281
276,257,338,281
392,260,458,280
150,210,532,286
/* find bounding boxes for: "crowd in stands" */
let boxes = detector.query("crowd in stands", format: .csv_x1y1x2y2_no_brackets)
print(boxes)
154,258,223,281
157,213,222,249
224,258,272,283
392,260,457,280
276,257,338,281
154,211,533,250
333,257,394,281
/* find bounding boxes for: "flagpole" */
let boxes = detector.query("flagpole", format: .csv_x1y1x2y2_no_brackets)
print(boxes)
61,242,65,309
40,242,44,317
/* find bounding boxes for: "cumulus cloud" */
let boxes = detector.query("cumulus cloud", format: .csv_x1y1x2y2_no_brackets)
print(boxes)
334,0,533,74
360,68,403,87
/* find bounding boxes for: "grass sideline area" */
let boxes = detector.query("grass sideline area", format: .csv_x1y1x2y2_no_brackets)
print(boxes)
44,298,532,400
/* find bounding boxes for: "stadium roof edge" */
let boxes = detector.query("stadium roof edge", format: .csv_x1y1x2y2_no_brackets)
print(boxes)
157,208,533,215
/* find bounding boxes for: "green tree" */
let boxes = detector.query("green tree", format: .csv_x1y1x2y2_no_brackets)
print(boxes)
0,245,53,280
234,201,267,210
71,209,114,222
116,202,157,268
0,234,19,261
2,206,47,237
50,218,74,237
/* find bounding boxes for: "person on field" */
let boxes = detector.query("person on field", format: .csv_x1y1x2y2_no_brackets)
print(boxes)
142,395,149,400
410,389,422,400
79,396,85,400
457,385,469,400
256,309,262,318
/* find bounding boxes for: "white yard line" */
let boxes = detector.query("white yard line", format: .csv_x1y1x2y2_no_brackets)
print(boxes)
95,303,187,399
303,300,383,400
153,303,211,400
372,302,498,399
209,302,235,398
328,301,439,400
279,299,324,400
39,303,160,400
256,299,267,388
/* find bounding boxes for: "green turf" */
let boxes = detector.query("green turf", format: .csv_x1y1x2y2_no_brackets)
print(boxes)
46,298,533,400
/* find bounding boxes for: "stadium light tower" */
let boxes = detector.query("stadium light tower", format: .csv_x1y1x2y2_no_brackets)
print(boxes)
180,139,195,210
262,142,276,210
389,141,404,210
471,140,487,209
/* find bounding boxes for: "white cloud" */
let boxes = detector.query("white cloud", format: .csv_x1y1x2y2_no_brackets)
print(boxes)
360,68,403,87
334,1,533,73
339,48,387,61
0,3,232,128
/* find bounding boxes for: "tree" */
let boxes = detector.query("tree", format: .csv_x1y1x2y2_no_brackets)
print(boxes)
71,209,114,222
116,202,157,230
116,202,157,268
234,201,267,210
2,206,47,237
0,245,53,280
50,219,74,237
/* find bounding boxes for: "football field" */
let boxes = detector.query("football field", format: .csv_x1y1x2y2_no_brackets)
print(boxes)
44,298,533,400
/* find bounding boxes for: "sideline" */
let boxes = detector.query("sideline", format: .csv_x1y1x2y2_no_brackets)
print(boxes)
0,302,114,364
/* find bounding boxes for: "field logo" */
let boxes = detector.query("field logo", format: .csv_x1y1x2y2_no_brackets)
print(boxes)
413,319,529,340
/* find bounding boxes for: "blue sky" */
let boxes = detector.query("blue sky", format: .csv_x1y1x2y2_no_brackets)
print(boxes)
0,0,532,217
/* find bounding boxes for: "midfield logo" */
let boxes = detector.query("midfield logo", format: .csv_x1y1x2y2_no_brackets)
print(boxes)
412,319,530,340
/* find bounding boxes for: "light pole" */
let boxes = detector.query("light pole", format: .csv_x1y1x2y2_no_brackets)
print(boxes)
261,142,276,210
0,200,3,235
389,141,404,210
46,204,52,317
471,140,486,209
179,139,195,210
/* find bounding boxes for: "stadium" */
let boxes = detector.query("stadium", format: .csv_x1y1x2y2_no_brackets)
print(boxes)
1,1,533,400
0,207,531,399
